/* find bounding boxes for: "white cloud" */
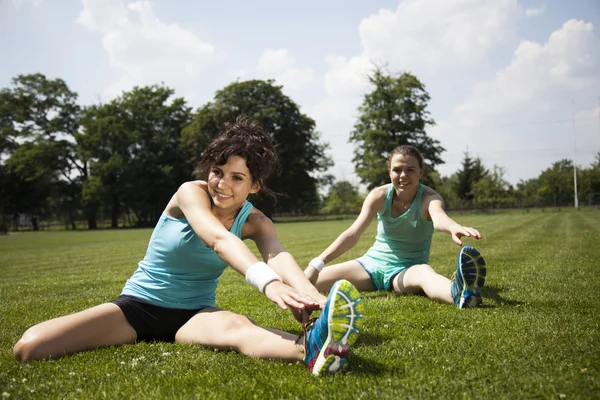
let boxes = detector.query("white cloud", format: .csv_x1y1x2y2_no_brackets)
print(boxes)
433,19,600,183
310,0,522,184
257,49,295,74
456,20,599,118
323,55,372,96
358,0,520,75
256,48,315,91
525,5,546,18
76,0,219,101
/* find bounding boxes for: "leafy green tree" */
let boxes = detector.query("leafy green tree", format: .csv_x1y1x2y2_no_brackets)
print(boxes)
350,67,443,189
455,152,488,204
182,79,332,216
535,159,575,207
428,171,466,209
471,165,515,209
81,85,193,227
322,180,363,215
0,74,86,229
577,152,600,206
0,89,16,231
0,89,17,156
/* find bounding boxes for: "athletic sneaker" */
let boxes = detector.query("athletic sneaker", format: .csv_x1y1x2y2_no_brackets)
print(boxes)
303,279,364,376
451,246,487,309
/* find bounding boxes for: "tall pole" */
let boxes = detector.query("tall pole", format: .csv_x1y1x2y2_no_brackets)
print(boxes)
572,101,579,209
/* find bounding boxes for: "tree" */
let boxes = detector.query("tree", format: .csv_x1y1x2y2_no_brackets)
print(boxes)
350,67,443,189
0,89,16,231
455,152,488,203
2,149,56,230
429,171,465,209
80,85,193,227
182,80,332,216
471,165,514,209
535,159,575,207
322,180,363,215
0,74,87,229
576,152,600,206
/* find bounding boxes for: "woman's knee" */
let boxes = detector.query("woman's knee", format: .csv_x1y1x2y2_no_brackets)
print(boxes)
395,264,436,292
219,314,259,354
410,264,436,276
219,314,256,341
226,313,256,331
13,328,46,362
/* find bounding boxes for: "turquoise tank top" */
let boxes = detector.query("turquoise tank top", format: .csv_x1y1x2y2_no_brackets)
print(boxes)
121,201,253,309
365,184,434,267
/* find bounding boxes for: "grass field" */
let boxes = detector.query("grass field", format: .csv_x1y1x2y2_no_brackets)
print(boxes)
1,208,599,399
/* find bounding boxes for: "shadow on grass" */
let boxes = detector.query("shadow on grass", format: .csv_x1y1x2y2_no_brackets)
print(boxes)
481,285,524,307
346,353,389,376
357,330,392,346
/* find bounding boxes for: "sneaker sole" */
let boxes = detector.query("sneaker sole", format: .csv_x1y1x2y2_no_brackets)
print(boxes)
458,246,487,309
312,279,364,375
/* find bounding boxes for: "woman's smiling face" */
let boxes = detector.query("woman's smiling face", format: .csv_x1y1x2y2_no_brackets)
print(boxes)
207,155,260,207
388,153,423,193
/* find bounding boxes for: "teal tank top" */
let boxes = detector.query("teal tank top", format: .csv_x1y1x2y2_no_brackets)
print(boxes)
122,201,253,309
365,184,434,267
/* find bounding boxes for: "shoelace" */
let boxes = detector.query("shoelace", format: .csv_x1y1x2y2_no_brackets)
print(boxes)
296,317,317,345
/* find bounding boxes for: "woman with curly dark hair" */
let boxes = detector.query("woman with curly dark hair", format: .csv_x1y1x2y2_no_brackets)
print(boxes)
13,115,364,376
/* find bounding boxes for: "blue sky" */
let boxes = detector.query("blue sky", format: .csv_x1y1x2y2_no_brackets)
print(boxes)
1,0,599,186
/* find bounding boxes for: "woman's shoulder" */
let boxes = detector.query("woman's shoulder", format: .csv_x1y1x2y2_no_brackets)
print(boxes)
420,184,440,198
164,180,210,218
181,180,208,190
420,184,443,205
174,180,210,199
361,185,388,214
245,207,272,226
242,208,274,239
368,184,389,199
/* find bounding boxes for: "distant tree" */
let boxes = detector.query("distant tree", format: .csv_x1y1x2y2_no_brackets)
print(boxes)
0,89,16,156
80,85,193,227
0,89,16,231
428,171,465,209
536,159,575,207
350,67,443,189
515,178,536,208
322,180,363,215
577,153,600,206
471,165,514,209
182,80,332,216
455,152,487,204
0,74,86,229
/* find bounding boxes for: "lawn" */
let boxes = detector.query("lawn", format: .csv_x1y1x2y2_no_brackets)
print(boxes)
1,208,599,399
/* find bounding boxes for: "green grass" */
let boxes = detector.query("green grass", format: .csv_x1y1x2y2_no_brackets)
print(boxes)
1,208,599,399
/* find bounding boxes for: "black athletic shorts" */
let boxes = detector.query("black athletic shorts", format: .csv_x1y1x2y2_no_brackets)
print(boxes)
111,295,207,342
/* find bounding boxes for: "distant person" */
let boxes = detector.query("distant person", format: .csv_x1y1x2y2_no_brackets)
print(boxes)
305,145,486,309
14,115,364,376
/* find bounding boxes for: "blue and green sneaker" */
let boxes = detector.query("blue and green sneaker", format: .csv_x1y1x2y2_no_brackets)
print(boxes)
303,279,364,376
451,246,487,309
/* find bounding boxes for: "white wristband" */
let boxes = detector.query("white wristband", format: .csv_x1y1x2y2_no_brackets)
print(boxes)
245,262,282,293
308,258,325,272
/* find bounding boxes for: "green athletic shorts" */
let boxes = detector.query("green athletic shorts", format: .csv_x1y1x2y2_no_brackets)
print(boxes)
356,255,413,291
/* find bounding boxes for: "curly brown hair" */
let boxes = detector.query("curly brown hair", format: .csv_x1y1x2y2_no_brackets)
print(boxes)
200,115,280,200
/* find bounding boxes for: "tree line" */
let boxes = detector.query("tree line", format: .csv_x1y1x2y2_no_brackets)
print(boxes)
1,70,599,231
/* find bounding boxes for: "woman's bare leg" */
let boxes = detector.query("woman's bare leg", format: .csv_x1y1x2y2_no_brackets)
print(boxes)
13,303,137,361
310,261,376,293
392,264,453,304
175,307,303,361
